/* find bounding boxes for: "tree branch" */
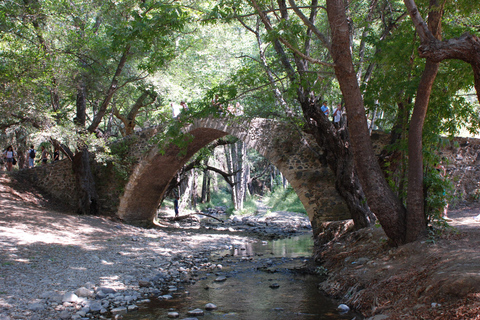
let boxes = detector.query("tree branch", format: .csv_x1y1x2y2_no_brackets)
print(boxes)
288,0,330,49
251,0,334,67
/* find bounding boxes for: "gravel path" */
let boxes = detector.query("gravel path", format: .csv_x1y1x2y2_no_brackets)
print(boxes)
0,174,311,320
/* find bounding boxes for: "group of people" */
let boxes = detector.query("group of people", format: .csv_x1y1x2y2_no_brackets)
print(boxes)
320,101,345,128
2,145,59,171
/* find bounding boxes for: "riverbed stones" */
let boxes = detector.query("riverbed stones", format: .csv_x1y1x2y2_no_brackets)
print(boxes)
0,189,316,320
168,311,180,318
75,287,94,298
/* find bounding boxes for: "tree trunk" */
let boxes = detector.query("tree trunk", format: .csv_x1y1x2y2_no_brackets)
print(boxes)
87,44,131,133
201,159,209,203
235,140,246,210
72,148,98,215
301,99,376,230
75,79,87,127
327,0,406,244
405,0,443,242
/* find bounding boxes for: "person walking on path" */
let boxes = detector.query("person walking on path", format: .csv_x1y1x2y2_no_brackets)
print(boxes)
28,145,36,168
174,196,179,217
53,148,59,162
435,162,452,222
41,146,49,165
3,146,16,172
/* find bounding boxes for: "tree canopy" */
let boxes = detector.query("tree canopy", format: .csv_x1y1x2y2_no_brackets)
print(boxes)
1,0,479,244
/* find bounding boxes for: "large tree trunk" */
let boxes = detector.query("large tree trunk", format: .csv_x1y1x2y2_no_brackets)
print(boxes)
72,148,98,215
300,99,375,229
326,0,407,245
405,0,443,242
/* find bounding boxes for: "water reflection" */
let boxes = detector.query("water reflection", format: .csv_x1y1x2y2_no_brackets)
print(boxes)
122,234,360,320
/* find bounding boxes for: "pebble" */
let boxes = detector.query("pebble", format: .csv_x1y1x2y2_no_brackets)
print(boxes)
187,308,204,316
205,303,217,310
214,276,227,282
337,304,350,312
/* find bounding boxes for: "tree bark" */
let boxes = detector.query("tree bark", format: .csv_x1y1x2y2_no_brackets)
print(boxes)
405,0,443,242
326,0,407,244
72,148,98,215
75,80,87,127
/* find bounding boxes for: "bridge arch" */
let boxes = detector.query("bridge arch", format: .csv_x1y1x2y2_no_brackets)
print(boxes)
117,117,350,231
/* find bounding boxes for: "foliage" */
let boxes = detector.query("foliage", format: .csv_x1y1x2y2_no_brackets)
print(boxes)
263,185,307,215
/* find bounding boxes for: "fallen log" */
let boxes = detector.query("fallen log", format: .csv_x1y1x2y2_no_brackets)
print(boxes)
169,212,224,223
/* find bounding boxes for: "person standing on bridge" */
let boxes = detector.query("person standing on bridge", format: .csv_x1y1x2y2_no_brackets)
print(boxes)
333,103,343,128
180,101,189,113
321,101,330,117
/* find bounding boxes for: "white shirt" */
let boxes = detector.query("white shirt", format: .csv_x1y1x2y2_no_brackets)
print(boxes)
333,108,342,123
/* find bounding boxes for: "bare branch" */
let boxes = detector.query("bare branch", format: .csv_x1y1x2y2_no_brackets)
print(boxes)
288,0,330,49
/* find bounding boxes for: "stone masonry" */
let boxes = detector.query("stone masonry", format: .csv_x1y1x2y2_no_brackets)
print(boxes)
117,117,349,232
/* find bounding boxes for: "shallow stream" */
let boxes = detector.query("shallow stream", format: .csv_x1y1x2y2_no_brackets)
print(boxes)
122,234,360,319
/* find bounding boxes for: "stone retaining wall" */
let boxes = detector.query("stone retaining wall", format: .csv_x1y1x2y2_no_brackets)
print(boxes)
17,160,78,207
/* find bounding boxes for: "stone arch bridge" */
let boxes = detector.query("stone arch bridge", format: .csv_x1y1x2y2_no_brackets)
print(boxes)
23,117,354,232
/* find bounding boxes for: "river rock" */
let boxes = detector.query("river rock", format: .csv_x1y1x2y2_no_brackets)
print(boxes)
40,291,63,303
97,287,116,294
205,303,217,310
62,292,79,303
168,311,179,318
187,308,204,316
269,283,280,289
214,276,227,282
337,304,350,312
139,280,151,287
58,310,71,319
75,286,94,298
111,306,127,315
27,302,45,311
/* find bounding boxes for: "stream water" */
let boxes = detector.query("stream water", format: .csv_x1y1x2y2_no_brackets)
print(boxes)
122,234,360,320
